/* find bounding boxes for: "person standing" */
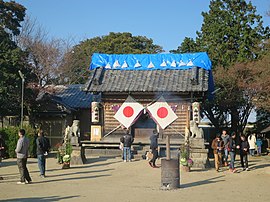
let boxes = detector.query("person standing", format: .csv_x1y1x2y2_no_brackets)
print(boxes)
221,130,230,166
0,134,6,167
149,129,159,168
120,130,134,162
228,132,239,173
15,129,32,184
256,135,263,156
248,133,256,156
36,130,50,178
211,134,224,172
240,135,249,171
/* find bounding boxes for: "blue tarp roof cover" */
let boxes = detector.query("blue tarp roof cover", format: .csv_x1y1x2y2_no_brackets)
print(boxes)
90,52,212,71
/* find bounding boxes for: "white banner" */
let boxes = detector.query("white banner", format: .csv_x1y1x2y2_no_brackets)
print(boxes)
113,96,144,128
147,96,178,129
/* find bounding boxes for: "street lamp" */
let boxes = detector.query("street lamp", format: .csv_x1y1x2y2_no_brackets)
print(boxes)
18,70,25,128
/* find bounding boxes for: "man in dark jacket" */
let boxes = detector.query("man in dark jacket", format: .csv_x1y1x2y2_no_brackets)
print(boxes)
36,130,50,178
221,130,230,166
240,135,249,171
149,129,159,168
120,130,134,162
228,132,240,173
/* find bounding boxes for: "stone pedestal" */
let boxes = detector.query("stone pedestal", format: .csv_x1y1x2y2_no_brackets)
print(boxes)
70,136,79,146
189,138,209,168
70,146,86,165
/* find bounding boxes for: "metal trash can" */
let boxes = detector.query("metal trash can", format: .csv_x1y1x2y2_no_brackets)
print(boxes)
161,159,180,190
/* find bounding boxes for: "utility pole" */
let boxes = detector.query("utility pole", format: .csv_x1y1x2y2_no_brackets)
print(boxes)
18,70,25,128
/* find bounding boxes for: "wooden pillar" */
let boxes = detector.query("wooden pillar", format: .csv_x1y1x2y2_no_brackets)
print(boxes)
166,135,171,160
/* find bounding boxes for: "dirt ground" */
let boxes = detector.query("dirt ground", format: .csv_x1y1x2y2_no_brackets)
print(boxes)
0,154,270,202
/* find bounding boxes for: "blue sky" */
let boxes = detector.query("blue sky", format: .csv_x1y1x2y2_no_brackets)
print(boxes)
16,0,270,52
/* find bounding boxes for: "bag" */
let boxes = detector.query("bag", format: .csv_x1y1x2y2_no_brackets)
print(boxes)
146,151,153,161
227,146,231,152
119,142,123,150
42,137,51,153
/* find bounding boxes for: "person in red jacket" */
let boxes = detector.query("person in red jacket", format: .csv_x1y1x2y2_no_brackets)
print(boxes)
211,134,224,172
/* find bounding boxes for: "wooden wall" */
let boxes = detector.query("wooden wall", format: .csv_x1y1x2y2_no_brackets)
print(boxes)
101,93,192,140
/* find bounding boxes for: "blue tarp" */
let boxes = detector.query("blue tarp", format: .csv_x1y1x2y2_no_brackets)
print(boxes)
90,52,212,71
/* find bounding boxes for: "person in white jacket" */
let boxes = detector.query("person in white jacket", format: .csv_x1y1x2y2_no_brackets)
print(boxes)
248,133,256,156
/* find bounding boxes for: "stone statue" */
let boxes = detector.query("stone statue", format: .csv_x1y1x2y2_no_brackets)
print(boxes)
189,120,204,139
184,126,190,145
70,120,80,146
64,125,71,144
64,120,81,146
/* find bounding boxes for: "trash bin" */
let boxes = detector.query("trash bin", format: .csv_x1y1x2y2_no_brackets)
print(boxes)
161,158,180,190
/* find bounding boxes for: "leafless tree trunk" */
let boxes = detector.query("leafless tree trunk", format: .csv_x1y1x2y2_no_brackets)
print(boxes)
16,16,74,87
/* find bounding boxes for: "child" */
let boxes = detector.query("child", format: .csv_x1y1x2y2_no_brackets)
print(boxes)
211,134,224,172
240,135,249,171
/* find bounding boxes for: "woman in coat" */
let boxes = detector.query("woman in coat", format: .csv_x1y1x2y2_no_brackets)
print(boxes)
248,133,256,156
211,134,224,172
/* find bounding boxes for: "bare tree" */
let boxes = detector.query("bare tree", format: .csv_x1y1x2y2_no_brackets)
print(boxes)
17,16,69,87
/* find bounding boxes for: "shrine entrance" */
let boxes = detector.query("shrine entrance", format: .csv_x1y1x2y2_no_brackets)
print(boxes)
131,112,156,142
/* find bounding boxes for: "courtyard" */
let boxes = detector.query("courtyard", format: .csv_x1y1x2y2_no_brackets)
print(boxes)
0,155,270,202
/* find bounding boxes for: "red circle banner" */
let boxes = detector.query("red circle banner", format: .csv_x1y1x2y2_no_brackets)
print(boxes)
123,106,134,117
157,107,168,118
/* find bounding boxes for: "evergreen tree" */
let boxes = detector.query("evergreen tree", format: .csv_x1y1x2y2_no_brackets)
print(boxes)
171,0,269,133
59,32,164,84
0,1,36,120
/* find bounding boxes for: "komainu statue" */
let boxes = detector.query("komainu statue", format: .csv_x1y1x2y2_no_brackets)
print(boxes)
71,120,80,137
189,120,204,139
64,120,80,146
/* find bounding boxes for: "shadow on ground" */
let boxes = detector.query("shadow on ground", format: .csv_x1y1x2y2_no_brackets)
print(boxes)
0,195,80,202
181,176,225,188
47,168,114,178
1,159,36,167
32,174,111,184
249,163,270,171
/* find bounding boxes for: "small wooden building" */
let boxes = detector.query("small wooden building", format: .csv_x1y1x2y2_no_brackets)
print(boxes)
34,84,92,147
84,53,214,143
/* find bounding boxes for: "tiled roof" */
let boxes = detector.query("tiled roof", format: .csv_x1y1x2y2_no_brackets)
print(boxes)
37,84,92,109
261,126,270,133
84,67,210,93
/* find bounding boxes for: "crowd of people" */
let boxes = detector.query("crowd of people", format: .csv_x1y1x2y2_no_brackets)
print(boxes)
0,127,268,184
211,130,265,173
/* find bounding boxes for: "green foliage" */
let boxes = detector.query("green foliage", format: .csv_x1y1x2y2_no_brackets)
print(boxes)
180,145,188,159
170,37,199,53
172,0,269,68
198,0,269,68
59,32,164,84
255,109,270,132
0,127,18,158
65,142,72,156
171,0,269,134
0,126,36,158
57,141,72,164
0,0,26,35
0,1,37,118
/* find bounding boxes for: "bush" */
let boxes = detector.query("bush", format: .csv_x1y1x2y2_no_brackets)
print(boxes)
0,126,36,158
57,141,72,164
